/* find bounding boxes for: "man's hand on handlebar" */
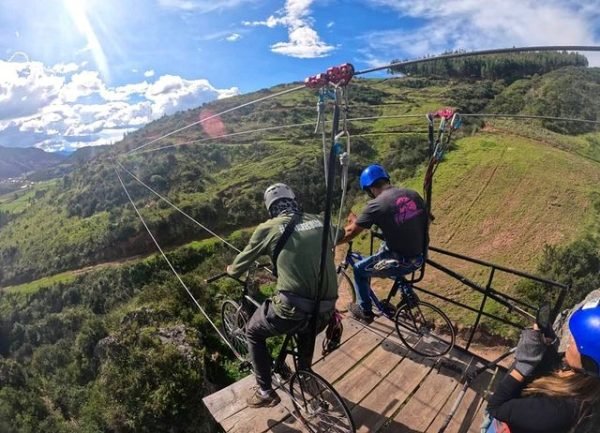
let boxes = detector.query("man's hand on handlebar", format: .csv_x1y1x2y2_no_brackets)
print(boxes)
370,229,384,240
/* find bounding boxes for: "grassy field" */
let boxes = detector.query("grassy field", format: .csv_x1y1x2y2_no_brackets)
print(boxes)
2,270,78,295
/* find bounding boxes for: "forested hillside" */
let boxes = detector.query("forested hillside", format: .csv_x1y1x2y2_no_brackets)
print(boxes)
0,146,65,180
1,53,600,432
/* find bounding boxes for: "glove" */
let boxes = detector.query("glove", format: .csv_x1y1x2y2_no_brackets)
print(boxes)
514,328,547,377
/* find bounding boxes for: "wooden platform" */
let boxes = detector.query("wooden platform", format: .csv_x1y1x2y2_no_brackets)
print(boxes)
203,316,505,433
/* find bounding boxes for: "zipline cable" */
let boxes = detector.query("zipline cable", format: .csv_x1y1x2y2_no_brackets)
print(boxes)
137,121,315,155
116,160,274,274
116,161,242,253
134,114,424,155
354,45,600,76
462,113,600,125
114,165,244,361
126,84,306,155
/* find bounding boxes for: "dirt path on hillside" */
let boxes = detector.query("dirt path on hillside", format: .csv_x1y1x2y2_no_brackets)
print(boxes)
70,254,147,276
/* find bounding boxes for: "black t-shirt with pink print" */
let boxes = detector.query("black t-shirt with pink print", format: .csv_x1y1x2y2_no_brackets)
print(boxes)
356,187,428,257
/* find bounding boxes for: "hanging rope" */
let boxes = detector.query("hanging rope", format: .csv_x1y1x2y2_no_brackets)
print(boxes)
114,165,245,361
125,84,306,155
315,88,335,183
424,109,462,206
333,86,352,246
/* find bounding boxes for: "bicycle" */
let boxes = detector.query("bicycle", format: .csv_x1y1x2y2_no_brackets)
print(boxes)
207,268,356,433
336,241,455,358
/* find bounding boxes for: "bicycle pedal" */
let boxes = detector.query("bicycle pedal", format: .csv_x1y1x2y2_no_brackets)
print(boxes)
239,361,252,372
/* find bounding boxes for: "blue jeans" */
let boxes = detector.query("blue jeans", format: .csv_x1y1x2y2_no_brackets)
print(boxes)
352,246,423,312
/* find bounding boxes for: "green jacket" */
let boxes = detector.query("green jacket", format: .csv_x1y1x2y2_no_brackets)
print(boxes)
228,212,340,319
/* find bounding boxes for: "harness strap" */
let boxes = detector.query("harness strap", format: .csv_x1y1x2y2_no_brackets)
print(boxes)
272,212,302,277
278,291,336,314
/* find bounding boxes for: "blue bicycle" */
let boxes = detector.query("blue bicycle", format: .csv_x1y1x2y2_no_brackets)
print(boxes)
336,241,455,358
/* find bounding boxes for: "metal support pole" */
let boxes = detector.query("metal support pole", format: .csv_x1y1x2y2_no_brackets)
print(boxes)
466,267,495,350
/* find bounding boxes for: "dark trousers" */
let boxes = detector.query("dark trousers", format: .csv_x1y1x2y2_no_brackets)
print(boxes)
245,300,330,391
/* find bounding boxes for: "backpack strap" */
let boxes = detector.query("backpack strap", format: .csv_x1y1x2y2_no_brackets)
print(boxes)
272,212,302,277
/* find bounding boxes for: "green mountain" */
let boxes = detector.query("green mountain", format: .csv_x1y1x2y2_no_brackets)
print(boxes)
1,59,600,432
0,146,65,180
1,67,599,288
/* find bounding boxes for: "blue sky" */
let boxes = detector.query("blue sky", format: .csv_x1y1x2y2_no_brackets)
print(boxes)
0,0,599,152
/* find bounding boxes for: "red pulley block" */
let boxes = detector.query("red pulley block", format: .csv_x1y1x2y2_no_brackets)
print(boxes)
305,73,329,89
305,63,355,88
435,107,455,120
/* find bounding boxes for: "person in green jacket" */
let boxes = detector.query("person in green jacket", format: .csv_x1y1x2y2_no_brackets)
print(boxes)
227,183,339,408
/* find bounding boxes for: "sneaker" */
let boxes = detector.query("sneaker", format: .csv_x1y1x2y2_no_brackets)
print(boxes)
246,388,281,408
348,303,375,324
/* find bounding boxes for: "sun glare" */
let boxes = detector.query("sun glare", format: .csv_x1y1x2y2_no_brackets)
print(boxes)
63,0,110,81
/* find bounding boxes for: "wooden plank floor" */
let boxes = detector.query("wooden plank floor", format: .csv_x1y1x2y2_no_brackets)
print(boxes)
203,316,504,433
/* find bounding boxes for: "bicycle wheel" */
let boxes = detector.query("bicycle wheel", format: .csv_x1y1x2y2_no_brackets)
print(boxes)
221,300,249,358
336,269,356,312
394,300,455,358
289,370,355,433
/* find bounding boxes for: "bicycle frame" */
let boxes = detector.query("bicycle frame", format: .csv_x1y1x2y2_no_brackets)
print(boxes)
340,243,414,319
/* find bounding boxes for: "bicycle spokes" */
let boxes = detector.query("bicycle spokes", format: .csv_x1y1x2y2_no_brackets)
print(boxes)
290,370,355,433
394,301,455,358
221,300,250,358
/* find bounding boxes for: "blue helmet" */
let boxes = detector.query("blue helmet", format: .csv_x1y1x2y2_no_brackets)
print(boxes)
569,300,600,376
359,164,390,191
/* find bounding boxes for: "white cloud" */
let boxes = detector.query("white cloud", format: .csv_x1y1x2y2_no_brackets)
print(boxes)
0,61,64,120
226,33,242,42
51,62,80,74
145,75,239,116
327,21,334,28
243,0,335,58
363,0,600,66
144,69,155,77
59,70,104,103
157,0,258,13
0,60,239,152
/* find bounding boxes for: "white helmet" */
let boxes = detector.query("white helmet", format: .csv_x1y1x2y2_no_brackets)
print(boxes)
264,183,295,211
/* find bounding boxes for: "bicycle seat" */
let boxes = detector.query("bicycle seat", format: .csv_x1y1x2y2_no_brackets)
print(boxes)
373,257,424,273
373,259,405,272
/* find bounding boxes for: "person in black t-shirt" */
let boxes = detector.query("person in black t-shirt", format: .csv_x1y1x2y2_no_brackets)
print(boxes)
485,300,600,433
337,164,428,322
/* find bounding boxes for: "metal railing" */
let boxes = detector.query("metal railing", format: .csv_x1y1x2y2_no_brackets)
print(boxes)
424,245,569,350
369,233,569,351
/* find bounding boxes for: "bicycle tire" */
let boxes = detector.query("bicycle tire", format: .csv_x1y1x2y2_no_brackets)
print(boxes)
336,269,356,312
289,369,355,433
394,300,455,358
221,300,250,358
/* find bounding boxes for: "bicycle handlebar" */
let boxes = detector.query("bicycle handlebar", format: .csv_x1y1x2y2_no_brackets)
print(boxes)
371,230,384,240
205,263,271,285
205,272,234,284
